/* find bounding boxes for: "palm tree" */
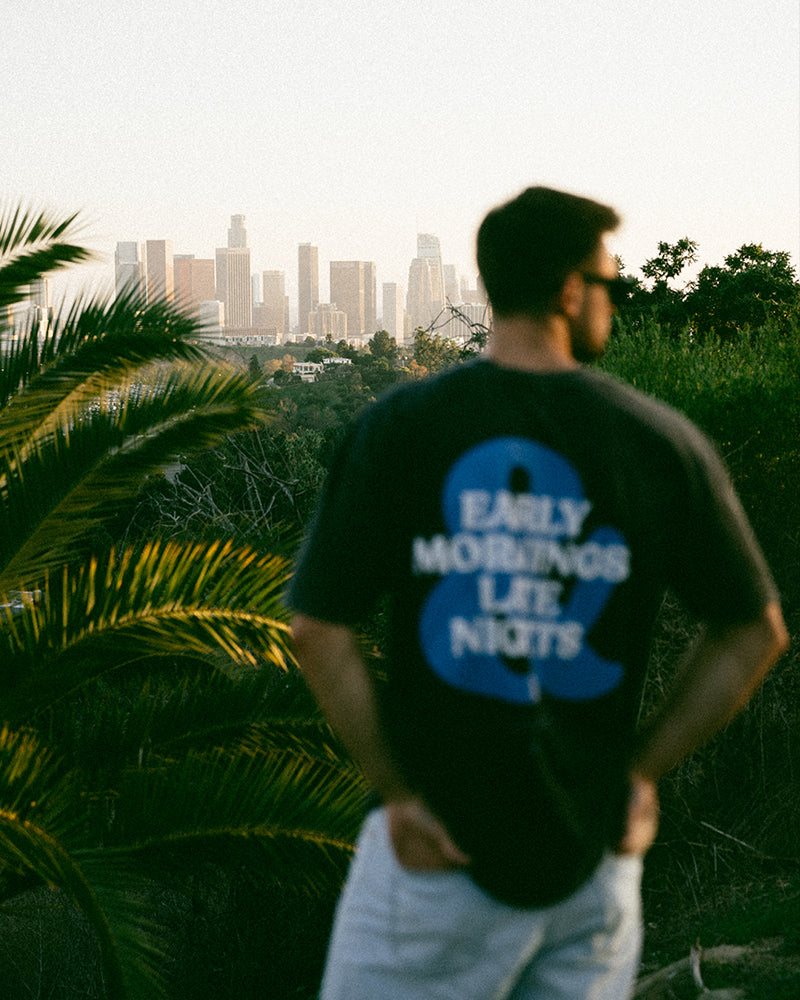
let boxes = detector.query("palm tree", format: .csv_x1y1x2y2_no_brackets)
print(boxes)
0,205,365,999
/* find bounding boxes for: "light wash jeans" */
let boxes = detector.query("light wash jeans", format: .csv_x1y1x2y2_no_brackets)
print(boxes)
320,807,643,1000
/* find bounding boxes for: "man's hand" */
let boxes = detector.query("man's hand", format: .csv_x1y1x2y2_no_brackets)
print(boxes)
616,773,659,856
386,798,471,871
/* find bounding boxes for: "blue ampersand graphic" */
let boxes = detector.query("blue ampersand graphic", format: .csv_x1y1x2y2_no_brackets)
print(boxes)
417,437,629,703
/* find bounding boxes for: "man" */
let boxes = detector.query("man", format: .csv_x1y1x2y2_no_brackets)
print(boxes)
289,187,787,1000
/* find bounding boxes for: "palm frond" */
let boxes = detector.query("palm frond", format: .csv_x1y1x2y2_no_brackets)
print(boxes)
0,203,92,312
36,665,338,817
0,289,206,450
88,743,366,897
0,724,73,834
67,855,171,1000
0,539,294,719
116,743,364,847
0,203,86,257
0,365,266,586
0,245,94,312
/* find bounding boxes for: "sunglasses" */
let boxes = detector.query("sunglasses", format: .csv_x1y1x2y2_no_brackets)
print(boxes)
578,273,635,308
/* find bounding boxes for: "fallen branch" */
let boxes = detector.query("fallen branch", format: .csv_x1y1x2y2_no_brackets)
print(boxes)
634,941,779,999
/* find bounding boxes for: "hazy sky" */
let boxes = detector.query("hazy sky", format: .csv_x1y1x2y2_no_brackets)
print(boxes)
5,0,799,317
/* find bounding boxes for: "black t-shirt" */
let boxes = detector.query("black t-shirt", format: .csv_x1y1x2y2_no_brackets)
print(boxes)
289,360,777,906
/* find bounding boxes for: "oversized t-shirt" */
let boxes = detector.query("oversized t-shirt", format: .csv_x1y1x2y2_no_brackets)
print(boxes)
289,359,777,906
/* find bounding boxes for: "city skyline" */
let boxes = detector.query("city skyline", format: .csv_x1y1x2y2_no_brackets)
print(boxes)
112,216,486,342
4,0,798,316
112,219,487,329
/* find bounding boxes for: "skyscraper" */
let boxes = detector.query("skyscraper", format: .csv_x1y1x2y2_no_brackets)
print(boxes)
146,240,175,303
330,261,376,341
309,303,347,342
114,242,146,301
443,264,460,304
407,233,445,332
28,277,51,310
228,214,248,248
364,261,377,338
173,255,193,308
417,232,442,261
216,216,252,328
215,248,228,312
174,255,215,313
261,270,286,339
406,257,437,332
223,247,252,328
417,233,444,309
382,281,405,343
298,243,319,337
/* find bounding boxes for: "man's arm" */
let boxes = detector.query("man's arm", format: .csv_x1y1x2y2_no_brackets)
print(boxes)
291,613,470,870
618,601,789,854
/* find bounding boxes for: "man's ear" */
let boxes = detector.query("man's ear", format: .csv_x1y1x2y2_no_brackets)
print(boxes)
557,272,584,318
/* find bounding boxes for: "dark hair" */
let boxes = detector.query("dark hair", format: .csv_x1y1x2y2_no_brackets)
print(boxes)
476,187,620,318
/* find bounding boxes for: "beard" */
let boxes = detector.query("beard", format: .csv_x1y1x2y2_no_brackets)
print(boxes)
569,327,609,363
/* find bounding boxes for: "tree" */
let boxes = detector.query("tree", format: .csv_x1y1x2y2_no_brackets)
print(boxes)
305,346,336,364
685,243,800,339
640,237,699,284
367,329,397,363
247,353,262,381
413,327,461,373
335,339,360,360
619,238,697,331
0,205,365,998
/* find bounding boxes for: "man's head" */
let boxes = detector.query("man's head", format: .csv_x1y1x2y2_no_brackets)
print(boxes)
476,186,621,325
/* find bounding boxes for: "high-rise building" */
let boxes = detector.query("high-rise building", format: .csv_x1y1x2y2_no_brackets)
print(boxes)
364,261,377,337
406,257,437,332
309,303,347,341
215,247,228,312
222,247,252,328
115,242,146,301
417,232,442,260
174,255,215,313
382,282,405,343
417,232,444,310
261,270,286,339
443,264,460,304
28,277,51,310
215,216,252,328
146,240,174,303
406,233,446,332
195,300,224,342
330,261,376,341
298,243,319,337
173,255,194,307
459,274,488,305
228,214,248,248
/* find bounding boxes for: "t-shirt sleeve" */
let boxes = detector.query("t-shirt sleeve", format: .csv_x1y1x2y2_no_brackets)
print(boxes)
666,425,778,624
287,406,399,626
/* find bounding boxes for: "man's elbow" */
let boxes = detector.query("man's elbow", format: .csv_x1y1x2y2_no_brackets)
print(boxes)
762,601,790,663
739,602,790,693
